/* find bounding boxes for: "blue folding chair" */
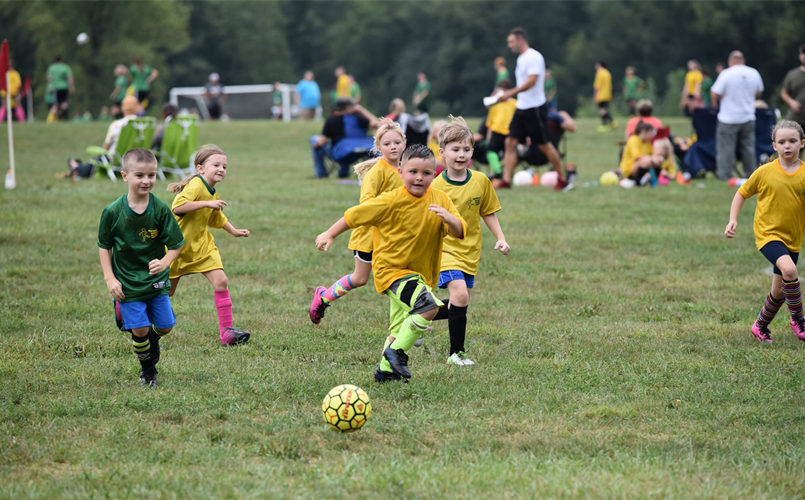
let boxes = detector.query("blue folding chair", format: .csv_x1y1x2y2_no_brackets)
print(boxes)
755,109,776,166
683,108,719,178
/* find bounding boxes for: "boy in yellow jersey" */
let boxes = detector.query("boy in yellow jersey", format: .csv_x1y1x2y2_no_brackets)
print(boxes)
334,66,351,98
594,61,615,132
431,117,510,366
315,144,466,382
485,79,517,179
681,60,703,117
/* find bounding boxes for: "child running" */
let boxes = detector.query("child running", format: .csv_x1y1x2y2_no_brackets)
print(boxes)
315,145,466,382
98,149,185,387
725,120,805,343
431,116,510,366
309,119,406,324
167,144,252,346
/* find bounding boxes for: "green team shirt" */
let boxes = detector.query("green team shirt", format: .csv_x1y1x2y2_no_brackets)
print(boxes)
112,75,129,102
623,76,644,100
544,76,557,101
47,62,73,90
129,64,153,91
415,80,431,111
495,68,510,85
98,193,185,302
701,76,714,106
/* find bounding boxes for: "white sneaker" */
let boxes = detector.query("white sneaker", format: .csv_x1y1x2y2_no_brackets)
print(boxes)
447,351,475,366
413,335,424,347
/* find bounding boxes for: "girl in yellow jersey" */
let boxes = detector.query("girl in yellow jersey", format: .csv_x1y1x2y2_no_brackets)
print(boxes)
309,119,406,324
167,145,252,346
725,121,805,343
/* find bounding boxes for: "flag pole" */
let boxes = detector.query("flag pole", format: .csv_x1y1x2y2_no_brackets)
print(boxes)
5,69,16,189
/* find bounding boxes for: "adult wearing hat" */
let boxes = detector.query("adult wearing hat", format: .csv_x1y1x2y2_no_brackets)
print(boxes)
781,44,805,129
203,72,226,120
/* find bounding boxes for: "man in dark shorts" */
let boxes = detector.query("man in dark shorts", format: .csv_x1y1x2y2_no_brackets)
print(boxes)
203,72,226,120
496,27,568,190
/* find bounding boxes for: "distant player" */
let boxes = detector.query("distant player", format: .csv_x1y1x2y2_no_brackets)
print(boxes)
622,66,645,116
314,145,466,382
167,145,252,346
98,149,185,387
309,119,406,324
130,56,159,109
594,61,615,131
46,55,74,122
109,64,129,119
431,117,510,366
484,79,517,179
725,120,805,343
681,60,702,117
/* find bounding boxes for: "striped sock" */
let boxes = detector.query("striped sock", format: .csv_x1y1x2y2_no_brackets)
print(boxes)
321,275,355,303
783,279,804,319
152,325,169,337
757,293,784,327
131,333,151,360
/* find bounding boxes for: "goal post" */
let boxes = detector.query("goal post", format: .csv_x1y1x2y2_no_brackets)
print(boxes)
168,83,321,121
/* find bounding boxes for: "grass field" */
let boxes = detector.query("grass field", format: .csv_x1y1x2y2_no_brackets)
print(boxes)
2,117,805,499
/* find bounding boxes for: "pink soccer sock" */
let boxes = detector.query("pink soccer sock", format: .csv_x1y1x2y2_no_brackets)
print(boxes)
214,290,234,340
15,107,25,122
0,108,6,122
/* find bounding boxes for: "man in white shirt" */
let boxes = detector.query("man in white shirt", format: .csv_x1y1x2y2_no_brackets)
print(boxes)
711,51,764,180
496,27,568,190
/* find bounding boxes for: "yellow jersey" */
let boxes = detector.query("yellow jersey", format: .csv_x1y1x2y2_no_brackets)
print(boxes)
0,69,21,98
685,70,703,95
594,68,612,103
739,159,805,252
336,74,351,98
344,186,466,293
348,157,404,253
427,138,443,162
432,169,502,276
619,135,653,178
486,99,517,135
169,176,229,278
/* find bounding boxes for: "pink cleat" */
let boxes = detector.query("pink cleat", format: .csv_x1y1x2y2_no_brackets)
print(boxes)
790,316,805,341
751,321,773,344
309,286,329,324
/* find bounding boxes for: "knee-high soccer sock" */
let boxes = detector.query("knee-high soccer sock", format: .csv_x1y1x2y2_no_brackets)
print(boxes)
486,151,502,174
131,332,150,361
0,108,5,122
757,293,784,328
448,305,468,355
46,110,57,123
782,279,804,319
15,106,25,123
379,314,431,372
433,302,450,321
321,275,355,304
214,290,234,339
602,111,612,125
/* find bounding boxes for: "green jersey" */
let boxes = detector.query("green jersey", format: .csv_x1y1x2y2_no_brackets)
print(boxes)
47,62,73,90
129,64,153,91
414,80,431,111
623,76,644,100
113,75,129,102
98,193,185,302
495,68,510,85
701,77,714,107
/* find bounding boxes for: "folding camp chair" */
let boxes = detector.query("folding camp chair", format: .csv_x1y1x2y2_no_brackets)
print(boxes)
683,108,718,178
157,115,199,180
88,116,156,181
755,108,776,166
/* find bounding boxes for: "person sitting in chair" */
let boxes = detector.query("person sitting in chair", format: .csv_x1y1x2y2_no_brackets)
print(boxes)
310,97,379,178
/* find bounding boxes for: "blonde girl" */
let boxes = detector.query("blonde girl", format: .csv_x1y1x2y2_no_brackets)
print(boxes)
167,144,252,345
309,119,406,324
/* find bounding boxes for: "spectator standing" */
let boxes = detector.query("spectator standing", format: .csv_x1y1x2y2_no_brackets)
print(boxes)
594,61,615,131
622,66,645,116
349,75,362,103
494,57,510,85
334,66,350,99
413,72,431,113
296,70,321,121
203,73,226,120
711,50,764,180
46,55,74,122
110,64,129,119
701,68,714,108
129,56,159,109
781,44,805,129
544,68,557,111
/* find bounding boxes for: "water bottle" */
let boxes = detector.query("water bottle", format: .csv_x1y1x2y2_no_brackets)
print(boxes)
4,170,14,190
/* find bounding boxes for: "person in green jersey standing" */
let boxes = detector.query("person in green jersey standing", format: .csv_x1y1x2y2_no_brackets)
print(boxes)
622,66,645,116
110,64,130,119
129,56,159,110
494,57,510,86
46,55,74,122
413,71,431,113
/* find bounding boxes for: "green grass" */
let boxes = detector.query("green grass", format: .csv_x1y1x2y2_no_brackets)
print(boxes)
2,117,805,499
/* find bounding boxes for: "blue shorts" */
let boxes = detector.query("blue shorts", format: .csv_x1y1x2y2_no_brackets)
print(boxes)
438,270,475,289
760,241,799,276
118,294,176,331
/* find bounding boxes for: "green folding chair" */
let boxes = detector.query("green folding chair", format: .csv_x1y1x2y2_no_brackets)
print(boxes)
157,115,199,180
88,117,156,181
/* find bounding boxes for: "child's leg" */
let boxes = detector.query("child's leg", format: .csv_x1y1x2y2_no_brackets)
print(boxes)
119,301,158,385
757,274,785,329
145,294,176,365
168,277,180,297
204,269,249,345
323,255,371,303
446,279,470,356
777,255,804,320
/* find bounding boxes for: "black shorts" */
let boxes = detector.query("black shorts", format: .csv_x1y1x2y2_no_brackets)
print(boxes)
207,100,222,119
488,131,507,156
760,241,799,276
56,89,69,105
136,90,149,106
598,101,610,110
353,250,372,264
508,105,550,146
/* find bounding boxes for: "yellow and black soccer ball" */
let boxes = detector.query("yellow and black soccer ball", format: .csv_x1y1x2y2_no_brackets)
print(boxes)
322,384,371,432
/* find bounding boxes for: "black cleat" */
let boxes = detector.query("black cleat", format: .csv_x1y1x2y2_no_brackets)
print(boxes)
374,366,402,383
383,347,411,379
139,365,158,387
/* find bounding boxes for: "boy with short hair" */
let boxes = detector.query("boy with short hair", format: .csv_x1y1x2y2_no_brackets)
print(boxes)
315,144,466,382
98,148,185,387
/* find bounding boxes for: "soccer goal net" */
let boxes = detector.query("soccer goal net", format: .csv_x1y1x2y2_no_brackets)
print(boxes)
168,83,321,121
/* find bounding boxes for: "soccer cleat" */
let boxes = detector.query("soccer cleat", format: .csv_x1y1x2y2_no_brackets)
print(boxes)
139,366,158,387
447,351,475,366
554,177,573,191
222,327,250,345
383,347,411,379
309,286,329,324
413,326,430,348
751,321,773,344
374,366,402,383
597,124,610,133
494,179,511,189
148,327,160,365
790,316,805,341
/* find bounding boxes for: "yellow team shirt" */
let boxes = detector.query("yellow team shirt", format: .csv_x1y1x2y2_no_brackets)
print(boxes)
685,70,703,96
738,159,805,252
0,69,21,98
348,157,404,253
427,138,443,162
594,68,612,103
169,176,229,278
486,99,517,135
344,186,466,293
432,170,502,276
336,74,351,98
619,135,653,178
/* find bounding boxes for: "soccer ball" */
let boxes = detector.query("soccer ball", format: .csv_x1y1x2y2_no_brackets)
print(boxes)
76,33,89,45
512,170,533,187
322,384,371,432
540,170,559,187
600,171,620,186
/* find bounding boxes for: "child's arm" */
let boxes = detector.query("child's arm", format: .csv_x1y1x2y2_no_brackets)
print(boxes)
315,217,350,251
99,248,124,300
429,205,464,239
725,191,746,238
148,246,184,275
482,213,511,255
223,221,250,238
173,199,227,214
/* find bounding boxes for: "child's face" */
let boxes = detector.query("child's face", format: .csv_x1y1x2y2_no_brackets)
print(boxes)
121,161,157,196
378,131,405,163
398,157,435,198
772,128,805,161
198,154,228,186
626,68,634,77
439,139,474,171
638,130,654,142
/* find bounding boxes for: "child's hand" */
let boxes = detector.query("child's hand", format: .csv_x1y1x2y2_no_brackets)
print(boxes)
231,228,250,237
148,259,168,275
725,221,737,239
207,200,227,211
106,278,125,301
315,231,335,251
494,239,511,255
428,204,451,221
